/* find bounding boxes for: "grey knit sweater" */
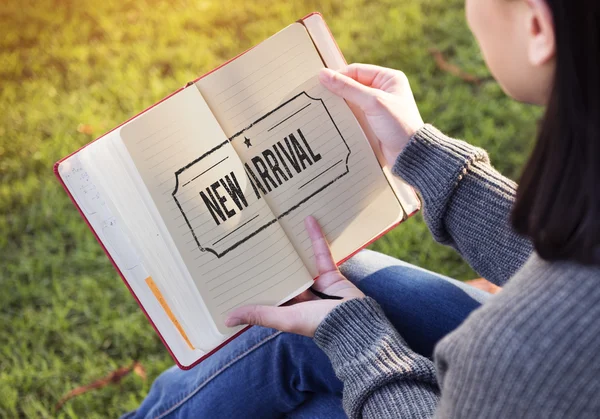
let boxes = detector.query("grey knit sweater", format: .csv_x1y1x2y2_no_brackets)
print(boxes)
313,125,600,418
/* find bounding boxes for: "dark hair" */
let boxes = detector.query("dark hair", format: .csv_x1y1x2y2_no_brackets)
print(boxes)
511,0,600,265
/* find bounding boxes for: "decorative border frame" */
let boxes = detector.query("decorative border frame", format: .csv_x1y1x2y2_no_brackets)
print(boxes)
172,91,351,258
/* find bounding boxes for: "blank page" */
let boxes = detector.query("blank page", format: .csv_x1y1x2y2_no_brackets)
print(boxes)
59,150,206,363
195,23,403,276
120,86,312,334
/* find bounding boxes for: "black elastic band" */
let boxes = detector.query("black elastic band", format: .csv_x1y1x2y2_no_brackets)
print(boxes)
310,287,343,300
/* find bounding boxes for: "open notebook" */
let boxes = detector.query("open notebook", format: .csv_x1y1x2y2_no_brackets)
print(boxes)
54,13,420,369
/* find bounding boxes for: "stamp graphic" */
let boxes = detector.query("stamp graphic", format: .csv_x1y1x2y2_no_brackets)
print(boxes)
172,91,351,258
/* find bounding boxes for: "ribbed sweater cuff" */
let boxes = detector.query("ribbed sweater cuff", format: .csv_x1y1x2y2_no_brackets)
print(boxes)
392,124,490,242
314,297,438,374
314,298,439,416
314,297,407,361
393,124,490,193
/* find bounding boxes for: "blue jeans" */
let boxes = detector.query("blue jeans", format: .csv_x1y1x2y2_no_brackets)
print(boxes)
124,250,490,418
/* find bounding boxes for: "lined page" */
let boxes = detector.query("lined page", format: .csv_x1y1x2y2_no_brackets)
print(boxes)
303,13,421,216
196,23,324,136
120,86,312,334
196,24,403,276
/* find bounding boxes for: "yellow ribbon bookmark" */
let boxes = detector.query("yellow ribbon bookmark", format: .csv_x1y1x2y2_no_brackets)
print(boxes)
145,276,195,350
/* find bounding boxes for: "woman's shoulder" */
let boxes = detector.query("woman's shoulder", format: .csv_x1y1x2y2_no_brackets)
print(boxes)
434,254,600,416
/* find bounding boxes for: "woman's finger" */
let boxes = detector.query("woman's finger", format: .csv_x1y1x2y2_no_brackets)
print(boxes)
225,300,344,337
225,305,292,329
225,303,322,336
319,68,377,109
340,63,409,95
305,216,338,276
339,63,396,88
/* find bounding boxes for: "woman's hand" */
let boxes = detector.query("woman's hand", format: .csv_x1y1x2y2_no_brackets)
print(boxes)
319,64,424,167
224,216,365,337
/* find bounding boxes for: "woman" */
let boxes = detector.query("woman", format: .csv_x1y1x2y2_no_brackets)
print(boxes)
127,0,599,417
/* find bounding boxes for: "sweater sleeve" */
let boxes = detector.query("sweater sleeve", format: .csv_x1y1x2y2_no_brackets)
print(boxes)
314,297,440,418
392,125,533,286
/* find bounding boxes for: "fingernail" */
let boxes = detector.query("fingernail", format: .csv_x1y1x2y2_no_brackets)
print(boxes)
224,317,241,327
319,68,334,85
304,215,316,230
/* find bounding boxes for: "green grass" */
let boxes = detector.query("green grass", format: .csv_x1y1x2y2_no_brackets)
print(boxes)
0,0,540,416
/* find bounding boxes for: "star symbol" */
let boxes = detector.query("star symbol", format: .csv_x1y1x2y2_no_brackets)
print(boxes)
244,136,252,148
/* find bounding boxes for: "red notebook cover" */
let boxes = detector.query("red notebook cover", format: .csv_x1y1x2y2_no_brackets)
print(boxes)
53,12,420,370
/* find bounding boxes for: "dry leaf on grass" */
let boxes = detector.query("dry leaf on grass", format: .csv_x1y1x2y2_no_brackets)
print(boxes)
55,361,146,412
466,278,502,295
77,124,94,135
429,48,483,85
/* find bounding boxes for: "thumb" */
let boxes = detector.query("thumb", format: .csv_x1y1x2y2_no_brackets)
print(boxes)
225,305,295,331
319,68,378,109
